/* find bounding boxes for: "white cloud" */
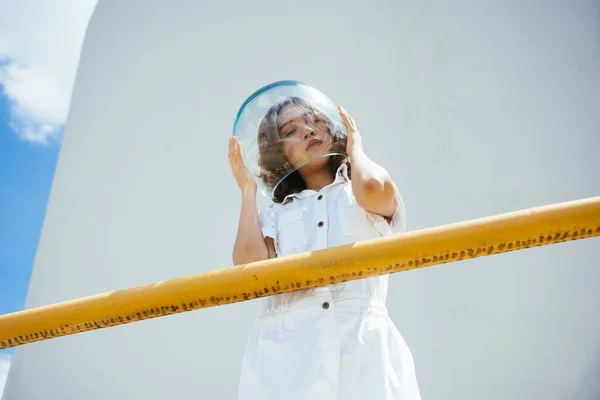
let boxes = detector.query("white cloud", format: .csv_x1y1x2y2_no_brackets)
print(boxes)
0,353,10,397
0,0,98,144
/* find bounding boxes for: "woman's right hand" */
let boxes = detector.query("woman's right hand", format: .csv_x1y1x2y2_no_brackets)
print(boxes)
228,137,257,193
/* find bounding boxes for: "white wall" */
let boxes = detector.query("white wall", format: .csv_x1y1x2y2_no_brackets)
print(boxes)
4,1,600,399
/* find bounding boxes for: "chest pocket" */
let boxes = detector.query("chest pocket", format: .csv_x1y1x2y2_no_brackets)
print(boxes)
338,195,383,241
276,208,307,255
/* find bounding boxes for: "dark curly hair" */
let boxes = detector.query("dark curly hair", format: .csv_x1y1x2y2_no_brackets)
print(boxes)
257,97,351,203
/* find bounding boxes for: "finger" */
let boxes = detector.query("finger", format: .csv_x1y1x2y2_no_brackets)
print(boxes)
233,141,245,169
341,114,351,129
235,140,242,160
339,109,348,123
228,137,235,157
338,106,351,125
230,137,242,164
342,108,353,125
341,106,354,121
228,143,239,170
339,107,357,132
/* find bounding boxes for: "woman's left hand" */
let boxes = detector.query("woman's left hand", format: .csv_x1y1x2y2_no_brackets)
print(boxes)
338,106,362,155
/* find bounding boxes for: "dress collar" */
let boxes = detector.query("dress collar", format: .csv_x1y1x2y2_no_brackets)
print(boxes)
281,163,349,205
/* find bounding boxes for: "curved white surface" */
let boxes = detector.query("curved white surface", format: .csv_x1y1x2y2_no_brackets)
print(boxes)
4,1,600,399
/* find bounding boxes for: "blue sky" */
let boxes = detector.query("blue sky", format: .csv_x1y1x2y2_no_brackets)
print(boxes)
0,2,97,392
0,95,61,350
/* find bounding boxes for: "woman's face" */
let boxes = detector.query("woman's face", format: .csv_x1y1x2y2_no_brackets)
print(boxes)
277,104,333,168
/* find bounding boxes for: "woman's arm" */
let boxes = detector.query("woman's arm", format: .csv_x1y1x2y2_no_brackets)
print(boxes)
232,186,274,265
229,137,275,265
339,106,398,220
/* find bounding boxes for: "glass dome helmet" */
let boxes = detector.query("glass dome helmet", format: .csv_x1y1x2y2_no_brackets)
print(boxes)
232,80,348,199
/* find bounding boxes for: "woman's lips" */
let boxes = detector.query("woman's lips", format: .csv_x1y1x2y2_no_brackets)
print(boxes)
307,139,322,149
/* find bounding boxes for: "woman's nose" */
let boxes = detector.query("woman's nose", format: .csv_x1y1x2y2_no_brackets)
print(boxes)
302,127,315,139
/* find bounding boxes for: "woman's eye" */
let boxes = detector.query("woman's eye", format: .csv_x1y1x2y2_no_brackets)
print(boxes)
286,130,296,137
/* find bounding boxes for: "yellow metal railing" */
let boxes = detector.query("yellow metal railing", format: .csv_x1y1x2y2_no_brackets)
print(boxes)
1,196,599,350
